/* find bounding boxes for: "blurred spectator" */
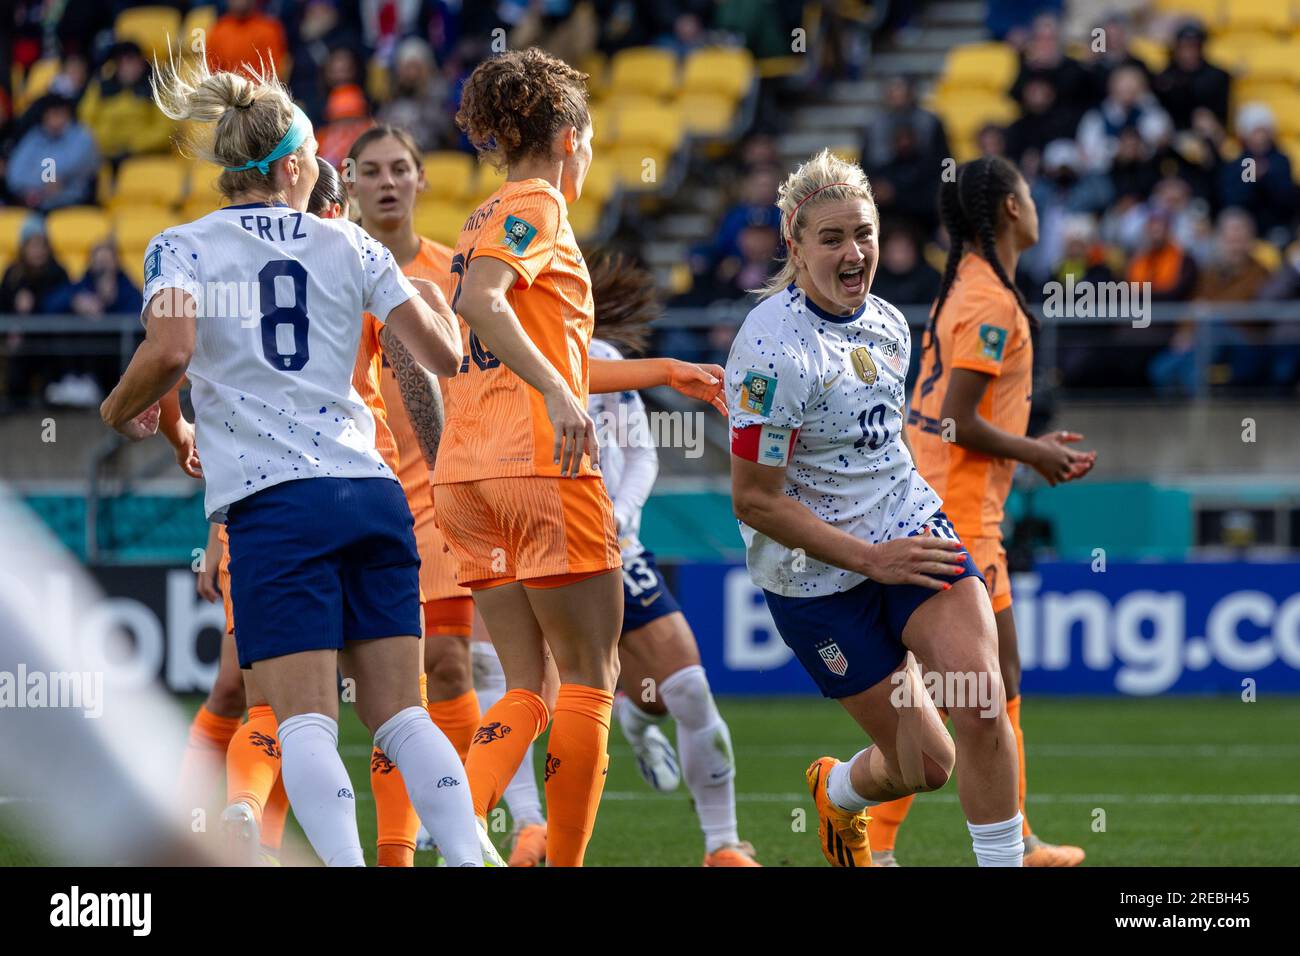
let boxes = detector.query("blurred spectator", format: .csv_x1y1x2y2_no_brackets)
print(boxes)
48,53,90,103
316,84,375,167
1216,104,1297,244
698,165,782,271
52,3,114,61
206,0,290,77
1054,214,1113,286
870,227,940,305
1152,21,1230,131
377,38,454,152
1079,12,1152,100
1004,77,1076,166
287,3,365,122
43,241,141,317
0,220,68,315
1076,65,1171,174
868,126,941,235
1127,209,1197,301
361,0,436,65
861,77,949,173
77,42,174,165
988,0,1063,44
976,123,1008,160
1103,175,1210,261
507,0,599,66
5,95,99,211
1024,139,1113,282
1108,127,1161,205
1010,13,1096,130
1149,209,1272,394
716,0,809,59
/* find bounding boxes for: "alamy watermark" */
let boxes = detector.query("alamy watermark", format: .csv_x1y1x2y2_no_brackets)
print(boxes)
592,402,705,459
0,664,103,718
1042,275,1151,328
889,666,999,718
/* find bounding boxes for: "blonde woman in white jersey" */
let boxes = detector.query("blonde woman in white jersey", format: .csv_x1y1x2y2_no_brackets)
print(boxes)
726,150,1022,868
99,52,488,866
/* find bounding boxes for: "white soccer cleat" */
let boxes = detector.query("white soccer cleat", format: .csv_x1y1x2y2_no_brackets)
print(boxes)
415,823,436,852
220,801,260,866
477,818,507,867
631,724,681,792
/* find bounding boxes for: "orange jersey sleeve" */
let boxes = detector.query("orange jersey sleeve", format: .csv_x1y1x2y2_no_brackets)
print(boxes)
351,312,399,472
434,180,595,485
907,253,1032,537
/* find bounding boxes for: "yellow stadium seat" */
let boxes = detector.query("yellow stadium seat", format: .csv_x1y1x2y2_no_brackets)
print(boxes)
18,58,61,111
588,102,616,145
578,51,608,96
414,202,469,247
941,43,1018,95
1279,136,1300,176
181,193,224,223
1151,0,1222,25
581,160,616,205
610,144,671,191
614,101,683,153
677,92,736,137
1222,0,1291,33
609,47,678,99
113,207,179,255
1236,41,1300,82
46,206,113,279
0,207,31,264
473,161,507,201
420,152,476,202
1258,93,1300,135
112,156,188,210
114,6,183,62
1204,34,1256,72
1127,37,1169,73
929,93,1020,140
567,199,601,241
188,162,224,207
180,6,217,49
682,46,755,101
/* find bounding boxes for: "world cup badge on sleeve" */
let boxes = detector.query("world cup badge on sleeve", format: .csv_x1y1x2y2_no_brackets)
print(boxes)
740,371,776,416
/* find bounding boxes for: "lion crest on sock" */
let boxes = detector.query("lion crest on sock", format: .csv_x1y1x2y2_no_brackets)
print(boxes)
473,721,512,745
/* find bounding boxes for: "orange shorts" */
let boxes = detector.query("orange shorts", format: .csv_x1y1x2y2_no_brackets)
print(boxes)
968,535,1011,613
433,476,621,590
218,546,235,636
424,596,473,637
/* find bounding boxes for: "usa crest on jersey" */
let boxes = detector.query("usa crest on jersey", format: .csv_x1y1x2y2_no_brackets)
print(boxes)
816,641,849,676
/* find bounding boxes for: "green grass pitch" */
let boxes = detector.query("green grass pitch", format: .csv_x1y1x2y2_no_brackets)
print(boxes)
2,695,1297,866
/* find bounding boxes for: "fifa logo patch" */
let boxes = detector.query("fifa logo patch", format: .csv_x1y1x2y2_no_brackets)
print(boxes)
502,214,538,253
978,324,1007,361
740,371,776,415
816,641,849,677
850,347,877,385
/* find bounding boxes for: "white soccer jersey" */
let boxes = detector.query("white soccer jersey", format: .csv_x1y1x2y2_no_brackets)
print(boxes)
140,202,419,519
587,337,657,557
726,283,943,596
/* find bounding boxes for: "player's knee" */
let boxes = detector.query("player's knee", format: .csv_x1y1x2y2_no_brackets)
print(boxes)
206,675,246,718
425,641,472,696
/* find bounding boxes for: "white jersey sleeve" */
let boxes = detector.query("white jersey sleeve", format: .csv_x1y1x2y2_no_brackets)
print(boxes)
357,228,419,323
588,337,658,556
140,227,202,320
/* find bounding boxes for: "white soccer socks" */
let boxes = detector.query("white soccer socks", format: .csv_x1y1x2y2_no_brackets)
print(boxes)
660,665,739,854
968,812,1025,867
277,713,364,867
374,705,481,866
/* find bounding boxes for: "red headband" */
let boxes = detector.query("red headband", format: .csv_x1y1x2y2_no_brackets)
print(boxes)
785,182,856,240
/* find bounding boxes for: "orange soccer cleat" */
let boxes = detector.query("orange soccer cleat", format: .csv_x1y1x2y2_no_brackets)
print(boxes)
1023,835,1086,867
508,823,547,867
806,757,872,868
703,841,761,867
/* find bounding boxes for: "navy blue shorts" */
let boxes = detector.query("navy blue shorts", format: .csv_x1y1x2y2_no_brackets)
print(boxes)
620,549,682,633
762,512,983,699
225,477,422,669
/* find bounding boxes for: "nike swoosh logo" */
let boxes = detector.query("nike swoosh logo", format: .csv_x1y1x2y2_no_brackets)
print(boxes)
639,592,661,607
822,370,843,390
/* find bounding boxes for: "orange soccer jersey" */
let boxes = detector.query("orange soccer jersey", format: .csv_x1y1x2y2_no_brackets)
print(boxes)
907,252,1033,539
353,313,399,471
434,178,598,484
374,237,469,605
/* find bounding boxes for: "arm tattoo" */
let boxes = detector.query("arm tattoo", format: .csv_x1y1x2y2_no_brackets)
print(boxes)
380,324,444,468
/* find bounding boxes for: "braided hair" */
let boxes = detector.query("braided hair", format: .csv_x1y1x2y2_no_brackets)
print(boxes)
932,155,1035,332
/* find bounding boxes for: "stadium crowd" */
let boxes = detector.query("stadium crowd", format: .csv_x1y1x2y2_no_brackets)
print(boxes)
3,0,1300,408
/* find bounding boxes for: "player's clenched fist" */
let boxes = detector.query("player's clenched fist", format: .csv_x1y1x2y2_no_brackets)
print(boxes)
858,533,967,590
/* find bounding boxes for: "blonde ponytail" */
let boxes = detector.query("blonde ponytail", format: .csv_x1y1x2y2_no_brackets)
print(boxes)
151,41,303,201
757,148,877,299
